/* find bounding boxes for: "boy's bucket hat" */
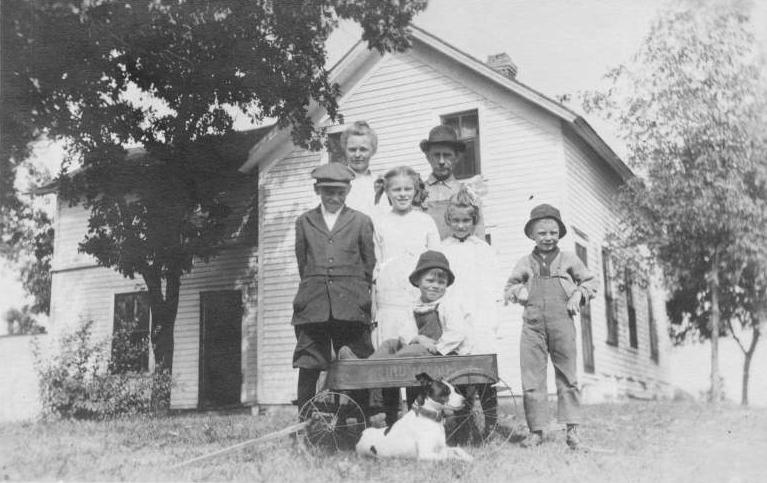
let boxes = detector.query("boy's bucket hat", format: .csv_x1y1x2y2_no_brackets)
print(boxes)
524,203,567,239
312,163,355,187
409,250,455,287
419,125,466,154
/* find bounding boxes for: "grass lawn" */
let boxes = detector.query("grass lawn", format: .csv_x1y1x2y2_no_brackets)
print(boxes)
2,400,766,482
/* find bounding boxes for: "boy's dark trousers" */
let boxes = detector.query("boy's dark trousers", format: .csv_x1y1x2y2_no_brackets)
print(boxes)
520,276,581,432
294,320,374,413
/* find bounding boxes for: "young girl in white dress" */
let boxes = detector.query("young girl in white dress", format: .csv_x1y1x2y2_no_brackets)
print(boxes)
373,166,440,348
440,186,504,354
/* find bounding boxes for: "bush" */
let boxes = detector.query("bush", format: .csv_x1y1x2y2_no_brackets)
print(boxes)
34,319,173,419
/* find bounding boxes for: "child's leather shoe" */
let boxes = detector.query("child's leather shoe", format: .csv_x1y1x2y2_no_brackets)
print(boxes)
520,430,543,448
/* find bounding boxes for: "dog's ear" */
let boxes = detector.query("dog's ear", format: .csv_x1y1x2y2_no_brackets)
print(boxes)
415,373,433,385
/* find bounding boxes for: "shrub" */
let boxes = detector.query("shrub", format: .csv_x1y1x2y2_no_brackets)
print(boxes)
34,319,173,419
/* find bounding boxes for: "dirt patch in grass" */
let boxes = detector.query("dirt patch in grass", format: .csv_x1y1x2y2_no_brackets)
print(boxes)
1,401,766,482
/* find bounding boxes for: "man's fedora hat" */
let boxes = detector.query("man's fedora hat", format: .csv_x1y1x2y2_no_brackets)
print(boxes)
524,203,568,239
408,250,455,287
419,125,466,153
311,163,355,187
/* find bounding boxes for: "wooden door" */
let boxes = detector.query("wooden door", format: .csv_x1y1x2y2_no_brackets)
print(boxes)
199,290,243,408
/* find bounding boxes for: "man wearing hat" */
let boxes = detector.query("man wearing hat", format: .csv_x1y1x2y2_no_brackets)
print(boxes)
420,125,484,239
504,204,599,450
292,163,376,416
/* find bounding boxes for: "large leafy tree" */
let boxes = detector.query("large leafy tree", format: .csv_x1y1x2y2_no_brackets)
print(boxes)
579,0,767,403
3,0,427,380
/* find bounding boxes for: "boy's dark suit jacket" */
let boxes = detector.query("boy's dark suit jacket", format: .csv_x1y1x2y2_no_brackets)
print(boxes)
292,205,376,326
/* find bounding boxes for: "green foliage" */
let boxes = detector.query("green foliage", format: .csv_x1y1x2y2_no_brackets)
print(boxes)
580,0,767,331
2,0,426,374
579,0,767,403
34,320,173,420
3,305,47,335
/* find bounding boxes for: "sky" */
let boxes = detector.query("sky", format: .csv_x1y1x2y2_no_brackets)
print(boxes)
2,0,765,404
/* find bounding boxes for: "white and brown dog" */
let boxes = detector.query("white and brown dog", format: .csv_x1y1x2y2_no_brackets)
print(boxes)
355,373,473,461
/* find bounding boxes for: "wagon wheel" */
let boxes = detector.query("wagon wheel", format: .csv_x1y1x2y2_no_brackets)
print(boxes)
445,370,516,449
298,391,367,454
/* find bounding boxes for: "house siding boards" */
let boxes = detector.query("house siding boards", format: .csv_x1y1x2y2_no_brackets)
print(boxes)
50,180,260,409
255,49,587,403
563,128,670,399
257,150,320,405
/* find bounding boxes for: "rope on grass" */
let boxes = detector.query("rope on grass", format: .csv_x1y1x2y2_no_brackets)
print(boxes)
171,420,309,469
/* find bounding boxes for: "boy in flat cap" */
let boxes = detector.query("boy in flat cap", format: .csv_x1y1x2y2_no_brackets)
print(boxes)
292,163,376,416
504,204,598,449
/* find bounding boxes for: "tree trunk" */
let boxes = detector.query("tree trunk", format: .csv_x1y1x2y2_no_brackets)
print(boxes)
144,268,181,374
741,323,761,406
709,253,721,405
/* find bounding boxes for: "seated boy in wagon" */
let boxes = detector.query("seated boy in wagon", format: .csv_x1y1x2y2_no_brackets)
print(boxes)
340,250,474,426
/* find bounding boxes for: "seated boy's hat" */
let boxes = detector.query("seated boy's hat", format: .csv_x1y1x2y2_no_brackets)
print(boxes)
408,250,455,287
419,125,466,154
312,163,355,187
524,203,567,239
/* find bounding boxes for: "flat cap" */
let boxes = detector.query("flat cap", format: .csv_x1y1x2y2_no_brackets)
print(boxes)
311,163,355,187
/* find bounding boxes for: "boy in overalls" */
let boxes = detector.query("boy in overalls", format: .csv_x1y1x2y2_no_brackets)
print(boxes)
504,204,598,449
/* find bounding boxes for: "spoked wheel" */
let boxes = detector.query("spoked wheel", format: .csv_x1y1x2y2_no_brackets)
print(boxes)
445,371,516,449
298,390,367,454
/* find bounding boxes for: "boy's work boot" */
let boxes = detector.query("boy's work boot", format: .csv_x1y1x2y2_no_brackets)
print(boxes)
566,424,581,450
520,430,544,448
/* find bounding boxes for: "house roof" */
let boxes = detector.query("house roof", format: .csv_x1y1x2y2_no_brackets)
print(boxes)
34,126,273,195
239,25,632,181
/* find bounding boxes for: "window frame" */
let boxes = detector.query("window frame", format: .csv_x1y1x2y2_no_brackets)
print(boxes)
440,110,480,180
602,247,619,346
575,241,595,374
321,124,348,165
111,291,152,374
647,288,660,363
625,268,638,349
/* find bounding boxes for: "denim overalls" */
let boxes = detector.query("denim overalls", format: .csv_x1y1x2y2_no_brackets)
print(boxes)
520,253,581,431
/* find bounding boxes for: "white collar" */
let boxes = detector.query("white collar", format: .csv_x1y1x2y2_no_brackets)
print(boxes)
320,203,342,230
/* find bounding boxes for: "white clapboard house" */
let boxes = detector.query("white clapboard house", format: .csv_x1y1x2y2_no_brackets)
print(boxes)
46,26,671,411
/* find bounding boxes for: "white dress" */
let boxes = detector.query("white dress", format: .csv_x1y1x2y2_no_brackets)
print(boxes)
346,171,388,219
440,235,504,354
373,209,440,347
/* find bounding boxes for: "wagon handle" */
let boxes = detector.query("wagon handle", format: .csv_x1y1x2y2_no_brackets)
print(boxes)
170,420,309,469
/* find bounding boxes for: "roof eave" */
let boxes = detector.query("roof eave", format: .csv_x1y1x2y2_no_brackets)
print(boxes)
239,40,373,174
571,118,634,181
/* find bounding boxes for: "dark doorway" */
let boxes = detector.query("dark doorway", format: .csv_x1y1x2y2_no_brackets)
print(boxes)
199,290,243,409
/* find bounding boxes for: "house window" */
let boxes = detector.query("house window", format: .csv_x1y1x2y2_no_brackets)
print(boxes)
326,131,345,164
602,248,619,346
441,110,480,179
575,242,595,373
625,268,638,349
111,292,151,373
648,290,659,363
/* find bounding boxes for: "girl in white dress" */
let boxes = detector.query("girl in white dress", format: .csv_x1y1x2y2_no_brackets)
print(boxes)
440,186,504,354
373,166,440,347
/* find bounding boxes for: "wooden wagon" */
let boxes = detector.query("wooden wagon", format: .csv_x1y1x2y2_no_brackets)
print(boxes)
298,353,515,452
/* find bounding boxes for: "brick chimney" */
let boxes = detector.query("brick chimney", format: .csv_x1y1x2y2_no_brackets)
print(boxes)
486,53,518,80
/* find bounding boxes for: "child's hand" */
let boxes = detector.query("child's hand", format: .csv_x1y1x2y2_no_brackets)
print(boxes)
423,342,440,355
410,335,436,346
567,292,583,315
516,287,528,304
